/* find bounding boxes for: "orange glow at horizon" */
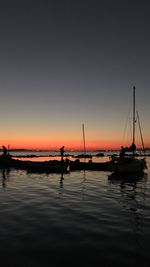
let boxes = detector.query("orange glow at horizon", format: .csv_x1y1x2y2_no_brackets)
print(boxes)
1,136,149,150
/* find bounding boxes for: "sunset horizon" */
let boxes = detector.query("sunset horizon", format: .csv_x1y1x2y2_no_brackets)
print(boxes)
1,138,149,151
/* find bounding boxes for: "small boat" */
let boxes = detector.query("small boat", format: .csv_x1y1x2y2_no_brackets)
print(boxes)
95,152,104,157
72,154,92,159
107,86,147,174
0,155,69,173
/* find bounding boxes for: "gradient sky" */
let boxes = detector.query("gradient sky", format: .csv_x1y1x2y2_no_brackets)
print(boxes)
0,0,150,150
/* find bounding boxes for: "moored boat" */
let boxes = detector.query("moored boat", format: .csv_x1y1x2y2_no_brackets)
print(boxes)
0,155,69,173
107,155,147,173
72,154,92,159
107,86,147,174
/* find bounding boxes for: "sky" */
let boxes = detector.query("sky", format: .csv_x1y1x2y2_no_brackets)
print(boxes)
0,0,150,150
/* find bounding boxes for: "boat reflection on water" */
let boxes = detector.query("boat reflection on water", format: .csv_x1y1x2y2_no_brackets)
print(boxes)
108,171,148,266
108,171,147,182
108,171,148,205
108,171,148,204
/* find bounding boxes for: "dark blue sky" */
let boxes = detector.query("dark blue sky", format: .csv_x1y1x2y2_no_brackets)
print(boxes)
0,0,150,149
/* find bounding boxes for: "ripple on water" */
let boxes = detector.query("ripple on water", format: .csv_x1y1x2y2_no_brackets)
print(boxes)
0,169,149,266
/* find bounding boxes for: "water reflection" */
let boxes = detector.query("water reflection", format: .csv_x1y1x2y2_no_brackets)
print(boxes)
108,172,147,206
108,172,148,265
81,170,86,200
60,172,64,188
108,171,147,181
1,168,10,188
2,169,6,188
58,172,64,196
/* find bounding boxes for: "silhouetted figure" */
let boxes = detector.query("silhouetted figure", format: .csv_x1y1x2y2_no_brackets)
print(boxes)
130,143,136,152
2,145,7,157
60,146,65,162
120,143,136,159
120,146,125,159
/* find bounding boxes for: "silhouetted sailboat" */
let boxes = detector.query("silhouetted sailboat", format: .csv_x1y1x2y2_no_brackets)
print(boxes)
107,86,147,174
73,124,92,159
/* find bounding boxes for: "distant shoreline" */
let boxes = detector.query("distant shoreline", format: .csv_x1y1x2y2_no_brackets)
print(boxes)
0,149,117,152
2,148,150,153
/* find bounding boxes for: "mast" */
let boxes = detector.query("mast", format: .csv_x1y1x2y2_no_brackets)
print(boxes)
133,86,136,146
137,111,145,155
82,123,86,156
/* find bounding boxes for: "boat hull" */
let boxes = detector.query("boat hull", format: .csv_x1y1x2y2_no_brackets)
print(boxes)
107,157,147,173
70,160,108,171
0,156,69,173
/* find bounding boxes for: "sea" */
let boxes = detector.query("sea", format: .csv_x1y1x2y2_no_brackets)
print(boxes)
0,150,150,266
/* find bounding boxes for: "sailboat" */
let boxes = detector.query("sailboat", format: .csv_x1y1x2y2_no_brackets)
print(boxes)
107,86,147,174
73,124,92,159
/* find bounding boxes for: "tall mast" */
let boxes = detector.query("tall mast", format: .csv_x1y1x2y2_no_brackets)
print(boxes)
137,111,145,154
133,86,135,146
82,123,86,155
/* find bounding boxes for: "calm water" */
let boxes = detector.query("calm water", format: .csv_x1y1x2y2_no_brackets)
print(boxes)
0,155,150,266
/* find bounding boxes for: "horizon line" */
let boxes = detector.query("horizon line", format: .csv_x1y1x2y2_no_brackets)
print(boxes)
3,147,150,152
